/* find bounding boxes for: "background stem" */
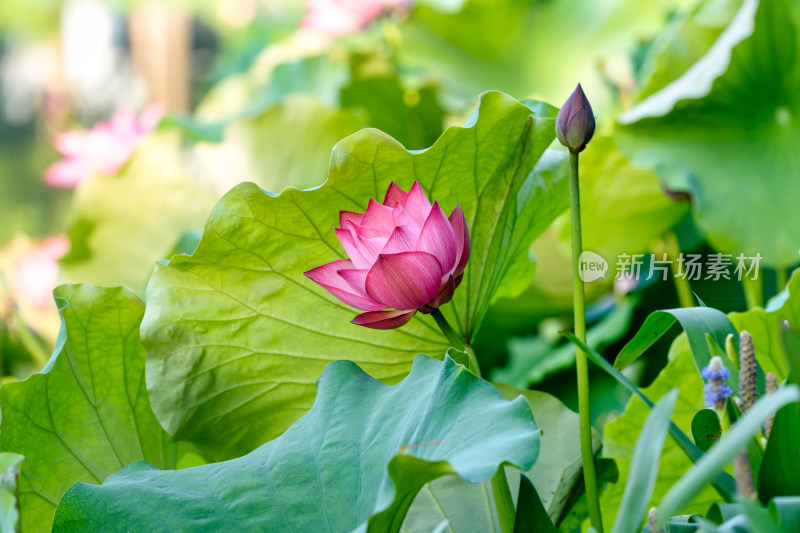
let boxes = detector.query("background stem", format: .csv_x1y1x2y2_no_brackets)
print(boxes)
569,150,603,532
777,267,788,291
11,309,49,368
491,466,515,533
742,276,763,310
664,232,695,308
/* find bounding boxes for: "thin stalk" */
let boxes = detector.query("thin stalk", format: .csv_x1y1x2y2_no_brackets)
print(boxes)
664,232,694,308
742,276,763,310
11,309,48,368
776,267,788,292
569,150,603,532
430,308,480,376
491,466,515,533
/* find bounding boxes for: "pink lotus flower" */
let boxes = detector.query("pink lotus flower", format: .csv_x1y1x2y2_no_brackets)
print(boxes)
300,0,407,37
16,235,70,309
305,181,470,329
44,103,165,188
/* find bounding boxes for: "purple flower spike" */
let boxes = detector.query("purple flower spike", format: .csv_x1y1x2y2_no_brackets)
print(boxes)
702,356,733,410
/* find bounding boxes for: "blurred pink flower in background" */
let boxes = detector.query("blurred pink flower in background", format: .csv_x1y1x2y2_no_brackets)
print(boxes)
16,235,70,309
613,273,638,296
305,181,470,329
301,0,408,37
44,102,165,188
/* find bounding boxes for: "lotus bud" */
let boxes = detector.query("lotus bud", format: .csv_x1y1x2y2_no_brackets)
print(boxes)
765,372,778,438
738,330,757,413
701,356,733,411
556,84,595,153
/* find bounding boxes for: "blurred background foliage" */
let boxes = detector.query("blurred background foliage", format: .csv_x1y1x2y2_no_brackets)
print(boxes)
0,0,796,434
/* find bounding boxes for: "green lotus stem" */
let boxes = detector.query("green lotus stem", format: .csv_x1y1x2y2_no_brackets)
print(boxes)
430,308,480,377
742,276,763,310
463,343,481,378
777,267,788,291
491,465,515,533
569,150,603,532
664,232,694,308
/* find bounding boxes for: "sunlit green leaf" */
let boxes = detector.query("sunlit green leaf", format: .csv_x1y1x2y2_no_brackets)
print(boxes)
142,91,566,460
0,453,23,533
58,133,216,292
0,285,177,532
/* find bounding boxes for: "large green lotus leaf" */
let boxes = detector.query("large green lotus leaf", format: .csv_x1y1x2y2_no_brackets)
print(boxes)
616,0,800,267
728,271,800,381
399,0,692,112
600,335,718,531
491,148,570,304
403,387,600,530
52,355,539,533
635,0,740,100
0,453,23,533
142,91,566,460
59,132,216,292
0,285,177,532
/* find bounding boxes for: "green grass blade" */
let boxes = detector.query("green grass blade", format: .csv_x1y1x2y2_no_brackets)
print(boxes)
610,389,678,533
